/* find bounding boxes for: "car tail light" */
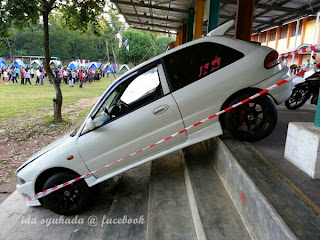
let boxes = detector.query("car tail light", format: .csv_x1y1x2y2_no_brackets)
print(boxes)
264,50,281,69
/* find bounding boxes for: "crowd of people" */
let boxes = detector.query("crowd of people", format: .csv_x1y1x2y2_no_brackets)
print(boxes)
0,64,105,88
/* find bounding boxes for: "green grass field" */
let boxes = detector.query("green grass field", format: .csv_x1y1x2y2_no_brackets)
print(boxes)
0,76,117,123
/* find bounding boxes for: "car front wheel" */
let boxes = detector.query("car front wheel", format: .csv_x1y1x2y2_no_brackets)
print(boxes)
224,94,277,142
42,171,89,215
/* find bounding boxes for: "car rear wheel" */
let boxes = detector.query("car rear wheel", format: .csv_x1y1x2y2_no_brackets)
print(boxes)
42,171,89,215
224,94,277,142
285,87,310,110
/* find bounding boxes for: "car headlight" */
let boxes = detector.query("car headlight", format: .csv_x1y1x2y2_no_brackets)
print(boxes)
17,177,26,185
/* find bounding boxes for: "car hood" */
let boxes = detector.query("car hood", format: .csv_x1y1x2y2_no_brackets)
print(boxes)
16,132,73,172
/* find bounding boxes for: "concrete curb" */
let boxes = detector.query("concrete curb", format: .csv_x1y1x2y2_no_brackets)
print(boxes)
205,137,297,240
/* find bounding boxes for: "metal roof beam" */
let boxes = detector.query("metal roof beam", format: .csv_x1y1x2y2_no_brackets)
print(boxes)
219,14,270,24
123,12,183,23
128,20,180,30
255,3,311,15
111,0,189,14
131,26,174,34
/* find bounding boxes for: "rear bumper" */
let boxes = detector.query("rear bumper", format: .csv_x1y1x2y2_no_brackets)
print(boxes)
254,66,291,104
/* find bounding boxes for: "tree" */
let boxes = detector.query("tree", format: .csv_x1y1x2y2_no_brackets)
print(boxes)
1,0,107,122
155,37,175,55
116,29,156,65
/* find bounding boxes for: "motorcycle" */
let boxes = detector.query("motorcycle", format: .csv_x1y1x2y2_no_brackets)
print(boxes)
285,71,320,110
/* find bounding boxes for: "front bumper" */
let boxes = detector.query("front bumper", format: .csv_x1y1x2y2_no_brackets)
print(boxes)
16,181,41,207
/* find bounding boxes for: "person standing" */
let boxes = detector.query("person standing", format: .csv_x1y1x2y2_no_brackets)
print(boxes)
36,67,41,85
11,67,18,84
305,59,311,69
3,68,8,84
15,66,19,80
25,68,31,84
8,67,12,82
30,68,34,79
21,68,26,84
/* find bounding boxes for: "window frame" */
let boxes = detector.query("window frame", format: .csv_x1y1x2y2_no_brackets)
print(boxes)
85,61,170,131
161,41,244,93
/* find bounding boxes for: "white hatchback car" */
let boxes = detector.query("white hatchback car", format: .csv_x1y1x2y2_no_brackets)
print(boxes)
16,34,291,215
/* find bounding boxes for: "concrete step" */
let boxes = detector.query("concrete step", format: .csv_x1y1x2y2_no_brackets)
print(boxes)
206,136,320,240
102,163,151,239
147,151,197,240
183,143,251,240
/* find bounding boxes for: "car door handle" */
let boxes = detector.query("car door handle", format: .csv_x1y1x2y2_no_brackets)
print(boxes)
153,105,169,115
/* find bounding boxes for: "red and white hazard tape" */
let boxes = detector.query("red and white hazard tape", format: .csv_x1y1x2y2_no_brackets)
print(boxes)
280,44,320,58
27,62,320,202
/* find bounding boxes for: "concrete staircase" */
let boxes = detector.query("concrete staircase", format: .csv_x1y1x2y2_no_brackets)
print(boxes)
103,143,250,240
2,137,320,240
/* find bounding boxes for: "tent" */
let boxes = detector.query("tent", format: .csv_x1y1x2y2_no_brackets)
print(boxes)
119,64,130,74
50,60,61,66
86,62,101,70
13,59,26,68
30,60,42,69
0,58,7,68
68,61,79,70
103,63,116,73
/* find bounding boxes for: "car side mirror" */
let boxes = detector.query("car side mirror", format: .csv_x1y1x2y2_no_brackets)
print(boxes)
82,117,96,134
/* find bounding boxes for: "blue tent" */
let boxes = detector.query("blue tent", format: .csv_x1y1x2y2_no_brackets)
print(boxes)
68,61,79,70
86,62,100,70
0,58,7,68
103,63,116,73
13,59,26,68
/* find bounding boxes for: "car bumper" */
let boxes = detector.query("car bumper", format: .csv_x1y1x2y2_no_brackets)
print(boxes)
254,66,291,104
16,181,41,207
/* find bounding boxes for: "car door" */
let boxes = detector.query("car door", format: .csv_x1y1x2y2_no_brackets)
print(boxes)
77,63,186,179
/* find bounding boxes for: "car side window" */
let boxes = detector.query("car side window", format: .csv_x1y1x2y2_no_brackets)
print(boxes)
92,66,163,128
163,42,244,91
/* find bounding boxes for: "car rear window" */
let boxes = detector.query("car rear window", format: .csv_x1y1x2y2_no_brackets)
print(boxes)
163,42,244,91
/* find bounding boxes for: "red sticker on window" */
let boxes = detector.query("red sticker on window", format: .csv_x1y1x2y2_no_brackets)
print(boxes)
198,57,221,78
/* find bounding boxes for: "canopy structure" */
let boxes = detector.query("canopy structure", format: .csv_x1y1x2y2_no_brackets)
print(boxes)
68,61,79,70
13,59,26,68
103,63,117,73
86,62,101,70
111,0,320,36
119,64,130,74
30,60,42,69
0,58,7,68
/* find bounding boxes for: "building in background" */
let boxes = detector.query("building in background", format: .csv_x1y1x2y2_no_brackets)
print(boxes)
251,15,320,68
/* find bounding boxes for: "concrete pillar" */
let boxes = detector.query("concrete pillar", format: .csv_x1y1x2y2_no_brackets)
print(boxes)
182,22,187,44
234,0,254,41
187,10,194,42
275,27,280,50
194,0,205,39
286,23,292,49
175,31,180,47
258,32,262,43
179,29,183,45
292,18,300,63
208,0,220,32
266,30,270,46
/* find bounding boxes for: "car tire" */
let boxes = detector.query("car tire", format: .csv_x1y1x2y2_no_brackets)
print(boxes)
224,93,277,142
42,171,89,215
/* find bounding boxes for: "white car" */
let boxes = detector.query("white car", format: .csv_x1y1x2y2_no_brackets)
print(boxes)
16,33,291,215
